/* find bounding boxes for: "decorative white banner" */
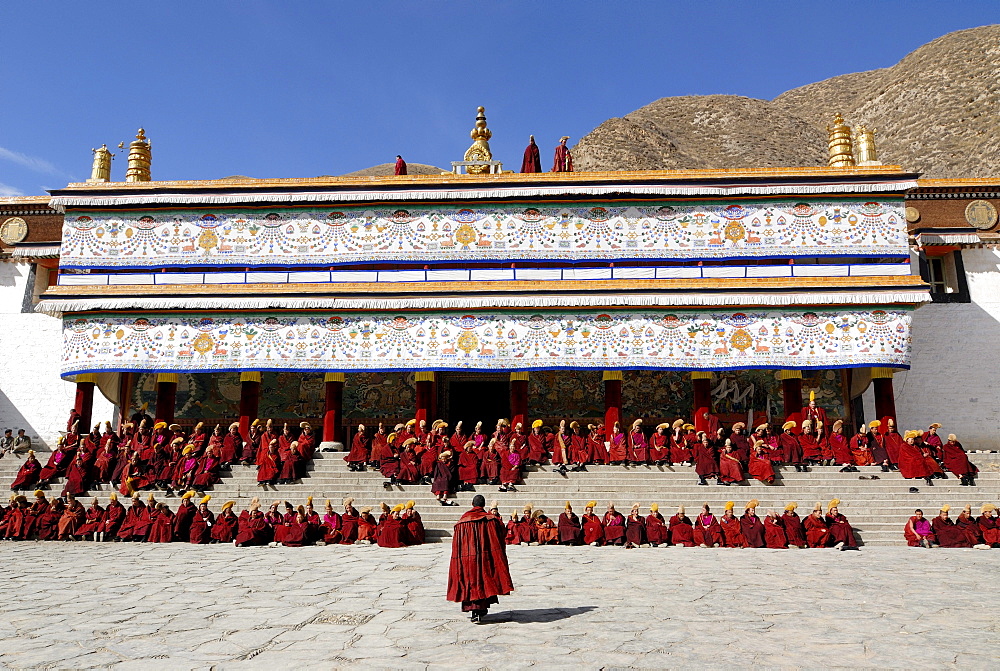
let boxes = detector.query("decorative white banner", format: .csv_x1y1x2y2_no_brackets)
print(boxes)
61,308,912,376
59,199,908,268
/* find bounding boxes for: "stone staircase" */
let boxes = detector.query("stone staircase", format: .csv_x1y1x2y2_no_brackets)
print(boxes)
4,451,999,546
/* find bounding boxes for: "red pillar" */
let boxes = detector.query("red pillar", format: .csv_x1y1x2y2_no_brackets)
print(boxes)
117,372,132,432
154,373,178,425
74,374,97,431
510,373,528,429
872,368,897,426
779,370,803,432
415,372,435,424
323,373,344,444
603,371,622,440
692,372,712,433
238,372,261,439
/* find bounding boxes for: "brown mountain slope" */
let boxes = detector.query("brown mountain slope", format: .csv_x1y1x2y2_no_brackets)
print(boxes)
574,25,1000,177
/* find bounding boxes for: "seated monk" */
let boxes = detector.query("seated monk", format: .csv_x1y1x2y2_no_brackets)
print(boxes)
932,505,971,548
667,505,694,547
457,441,480,492
955,504,983,547
533,509,559,544
748,440,775,484
804,503,831,548
740,500,765,548
718,441,745,484
356,507,378,543
189,495,215,544
318,499,342,545
37,437,76,486
211,501,239,543
339,498,360,544
235,497,273,547
646,504,670,546
625,504,646,548
117,494,152,542
581,501,604,546
557,502,582,545
694,504,723,548
96,492,125,541
904,509,935,547
514,504,537,545
978,503,1000,548
781,503,807,548
602,503,626,546
505,509,520,545
849,425,874,467
37,497,63,540
10,450,42,491
897,431,934,485
824,499,857,549
148,503,176,542
76,497,105,540
377,505,410,547
57,493,87,540
763,510,788,548
719,502,745,548
282,506,311,547
4,495,28,540
941,434,977,486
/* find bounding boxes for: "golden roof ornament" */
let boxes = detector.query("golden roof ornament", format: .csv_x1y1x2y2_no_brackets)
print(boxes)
87,144,114,183
463,107,493,175
121,128,151,182
854,124,879,165
826,113,855,168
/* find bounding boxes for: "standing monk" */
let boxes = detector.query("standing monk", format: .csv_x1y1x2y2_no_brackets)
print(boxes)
394,155,407,176
447,494,514,624
552,136,573,172
521,136,541,173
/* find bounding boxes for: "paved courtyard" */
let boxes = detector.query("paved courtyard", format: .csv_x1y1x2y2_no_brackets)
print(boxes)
0,542,997,669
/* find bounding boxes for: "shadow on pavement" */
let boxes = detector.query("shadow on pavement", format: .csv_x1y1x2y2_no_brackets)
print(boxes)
496,606,598,624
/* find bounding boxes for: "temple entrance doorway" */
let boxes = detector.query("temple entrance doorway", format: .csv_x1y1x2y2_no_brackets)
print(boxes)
446,379,510,435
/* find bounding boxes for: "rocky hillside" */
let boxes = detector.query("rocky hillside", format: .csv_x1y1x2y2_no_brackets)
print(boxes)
337,162,446,178
573,25,1000,177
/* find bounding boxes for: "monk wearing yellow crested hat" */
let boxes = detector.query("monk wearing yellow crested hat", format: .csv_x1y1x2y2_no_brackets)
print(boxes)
526,419,550,465
558,501,582,545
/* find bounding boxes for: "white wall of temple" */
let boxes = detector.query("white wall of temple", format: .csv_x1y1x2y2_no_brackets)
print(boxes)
892,247,1000,450
0,260,115,450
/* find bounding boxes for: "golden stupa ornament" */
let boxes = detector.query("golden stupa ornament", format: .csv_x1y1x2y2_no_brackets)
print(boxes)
122,128,152,182
854,124,879,165
463,107,493,174
87,144,114,183
826,113,855,168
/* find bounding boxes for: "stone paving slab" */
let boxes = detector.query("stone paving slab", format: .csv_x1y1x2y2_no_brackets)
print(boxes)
0,542,997,669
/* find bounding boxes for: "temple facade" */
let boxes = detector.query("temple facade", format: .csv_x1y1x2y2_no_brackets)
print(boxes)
34,161,928,447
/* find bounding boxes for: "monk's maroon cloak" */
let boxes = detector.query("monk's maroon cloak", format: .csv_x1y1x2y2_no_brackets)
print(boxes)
446,507,513,609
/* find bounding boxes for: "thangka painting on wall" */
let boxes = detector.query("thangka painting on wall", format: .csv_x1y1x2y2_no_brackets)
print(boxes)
343,372,416,420
65,308,913,376
59,199,908,269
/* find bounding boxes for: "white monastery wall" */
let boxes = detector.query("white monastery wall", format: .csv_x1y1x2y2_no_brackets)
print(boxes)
892,247,1000,450
0,261,114,450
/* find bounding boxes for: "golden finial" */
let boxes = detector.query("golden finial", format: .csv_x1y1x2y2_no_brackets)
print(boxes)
854,124,879,165
464,106,493,174
87,144,114,183
122,128,151,182
826,113,855,168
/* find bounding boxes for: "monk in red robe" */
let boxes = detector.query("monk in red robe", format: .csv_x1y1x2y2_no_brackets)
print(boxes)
457,441,480,492
932,505,971,547
220,423,242,467
748,440,775,484
117,494,151,541
824,499,857,549
189,495,215,544
718,441,745,484
781,503,807,548
941,434,977,486
763,511,788,548
588,422,608,465
603,503,626,546
829,420,854,470
778,421,803,471
581,501,604,545
955,504,983,546
394,155,407,176
804,503,830,548
849,425,874,467
10,450,41,491
624,504,647,548
447,495,514,624
377,505,410,547
211,501,239,543
534,510,559,545
740,500,766,548
897,431,934,485
607,422,627,465
693,433,718,486
904,509,935,547
558,502,582,545
694,504,723,547
76,497,104,540
719,502,745,547
57,493,87,540
96,492,125,541
526,420,548,465
882,418,904,467
402,500,425,544
256,441,281,488
977,504,1000,547
345,424,369,471
670,421,693,465
666,505,693,547
521,136,541,173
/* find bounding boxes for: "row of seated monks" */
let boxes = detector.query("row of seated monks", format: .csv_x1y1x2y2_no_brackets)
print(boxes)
0,490,425,548
340,414,978,495
9,417,319,496
904,504,1000,549
496,499,859,550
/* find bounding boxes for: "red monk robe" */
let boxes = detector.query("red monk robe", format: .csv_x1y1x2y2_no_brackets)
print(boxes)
977,508,1000,547
558,509,582,545
148,505,176,543
896,436,933,480
76,500,104,538
521,136,541,173
581,507,604,545
804,510,830,547
719,511,745,548
763,514,788,549
781,508,807,547
667,510,694,547
211,506,239,543
10,453,42,491
694,510,723,547
447,502,514,616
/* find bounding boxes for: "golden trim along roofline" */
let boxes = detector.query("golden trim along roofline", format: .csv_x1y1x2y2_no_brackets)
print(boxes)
54,165,914,191
0,195,52,205
913,178,1000,188
42,275,927,298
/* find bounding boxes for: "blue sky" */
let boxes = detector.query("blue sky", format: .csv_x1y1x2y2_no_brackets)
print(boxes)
0,2,996,196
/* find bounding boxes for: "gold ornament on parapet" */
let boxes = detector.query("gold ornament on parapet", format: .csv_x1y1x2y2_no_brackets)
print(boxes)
464,107,493,174
965,200,998,230
826,113,855,168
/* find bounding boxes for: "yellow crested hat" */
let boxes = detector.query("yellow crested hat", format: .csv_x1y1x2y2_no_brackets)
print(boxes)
532,419,543,429
405,500,415,509
869,420,881,429
650,503,659,512
221,500,235,511
181,490,194,500
940,504,950,513
200,495,211,505
672,419,685,429
785,502,797,511
782,421,796,430
828,498,841,509
153,421,167,431
586,500,596,509
746,499,760,509
724,501,735,511
391,504,404,513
